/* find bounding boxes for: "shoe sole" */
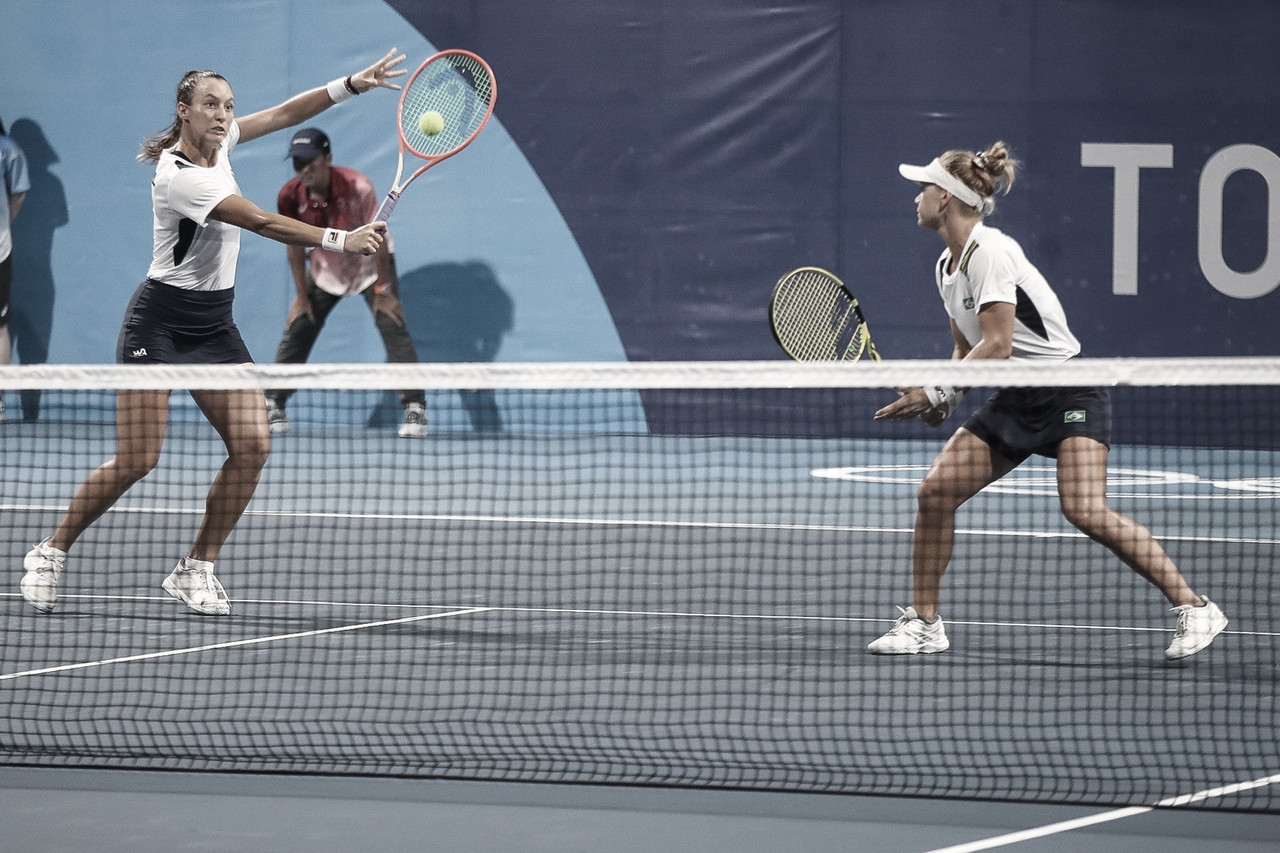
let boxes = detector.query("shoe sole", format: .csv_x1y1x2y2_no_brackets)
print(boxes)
867,640,951,655
161,576,231,616
19,579,56,613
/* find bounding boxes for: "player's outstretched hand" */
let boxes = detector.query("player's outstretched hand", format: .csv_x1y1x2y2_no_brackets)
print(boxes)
346,221,388,256
874,387,933,421
350,48,408,93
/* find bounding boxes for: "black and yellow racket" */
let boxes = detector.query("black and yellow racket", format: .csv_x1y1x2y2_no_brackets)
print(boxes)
768,266,881,362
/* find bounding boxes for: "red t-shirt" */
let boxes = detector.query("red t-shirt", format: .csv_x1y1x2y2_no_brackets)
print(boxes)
277,165,381,295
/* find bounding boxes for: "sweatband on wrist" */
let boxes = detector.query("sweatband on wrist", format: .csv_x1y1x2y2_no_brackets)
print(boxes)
327,77,356,104
321,228,346,252
924,384,959,409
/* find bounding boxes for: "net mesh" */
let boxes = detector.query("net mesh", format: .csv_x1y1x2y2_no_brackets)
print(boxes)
1,359,1277,810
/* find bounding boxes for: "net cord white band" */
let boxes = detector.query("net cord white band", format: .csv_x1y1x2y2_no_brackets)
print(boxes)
1,357,1278,392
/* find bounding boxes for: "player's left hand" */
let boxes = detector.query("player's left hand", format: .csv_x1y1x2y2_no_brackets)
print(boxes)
351,48,408,93
874,387,934,421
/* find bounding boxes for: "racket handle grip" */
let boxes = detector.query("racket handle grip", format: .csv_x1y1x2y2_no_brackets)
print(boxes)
374,191,400,223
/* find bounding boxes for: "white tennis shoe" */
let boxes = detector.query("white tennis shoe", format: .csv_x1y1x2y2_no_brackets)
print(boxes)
162,557,231,616
1165,597,1227,660
21,540,67,613
867,606,950,654
398,402,427,438
265,398,291,434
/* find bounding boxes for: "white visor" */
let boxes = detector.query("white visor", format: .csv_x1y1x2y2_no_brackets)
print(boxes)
898,158,983,208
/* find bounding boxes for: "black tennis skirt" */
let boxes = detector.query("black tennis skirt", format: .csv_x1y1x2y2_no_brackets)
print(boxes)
116,279,252,365
963,386,1112,463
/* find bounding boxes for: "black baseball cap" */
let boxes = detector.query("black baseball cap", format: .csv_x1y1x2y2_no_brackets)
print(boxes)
287,127,330,159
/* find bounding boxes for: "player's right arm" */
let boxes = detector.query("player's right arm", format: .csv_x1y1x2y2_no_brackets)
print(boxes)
209,194,385,255
877,321,976,425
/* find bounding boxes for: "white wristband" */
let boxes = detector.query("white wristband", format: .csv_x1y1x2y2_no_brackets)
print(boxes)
924,384,958,409
924,385,967,420
326,77,356,104
321,228,347,252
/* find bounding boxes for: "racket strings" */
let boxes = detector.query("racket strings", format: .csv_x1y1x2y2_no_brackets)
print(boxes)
773,274,865,361
400,55,496,158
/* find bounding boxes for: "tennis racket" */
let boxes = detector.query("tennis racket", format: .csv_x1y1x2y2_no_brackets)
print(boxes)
768,266,881,362
373,49,498,222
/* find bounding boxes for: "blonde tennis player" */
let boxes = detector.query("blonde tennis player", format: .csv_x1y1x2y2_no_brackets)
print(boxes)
870,141,1226,660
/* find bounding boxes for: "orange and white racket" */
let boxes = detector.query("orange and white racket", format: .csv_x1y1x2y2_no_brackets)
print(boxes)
373,50,497,222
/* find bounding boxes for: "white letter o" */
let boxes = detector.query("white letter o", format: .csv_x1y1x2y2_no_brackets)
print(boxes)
1198,144,1280,299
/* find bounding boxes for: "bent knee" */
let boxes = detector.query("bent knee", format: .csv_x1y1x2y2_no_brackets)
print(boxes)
228,433,272,469
114,453,161,484
1061,500,1113,535
917,476,966,514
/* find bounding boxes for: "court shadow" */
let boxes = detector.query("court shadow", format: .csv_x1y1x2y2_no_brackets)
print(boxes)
8,118,69,421
371,260,513,431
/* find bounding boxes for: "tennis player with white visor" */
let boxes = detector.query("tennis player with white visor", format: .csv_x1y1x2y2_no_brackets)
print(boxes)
870,141,1226,660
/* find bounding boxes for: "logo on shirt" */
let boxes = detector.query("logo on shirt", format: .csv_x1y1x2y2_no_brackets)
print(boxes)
1064,410,1086,423
963,297,975,310
131,348,148,359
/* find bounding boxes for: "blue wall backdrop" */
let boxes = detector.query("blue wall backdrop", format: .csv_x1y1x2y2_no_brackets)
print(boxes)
2,0,1277,371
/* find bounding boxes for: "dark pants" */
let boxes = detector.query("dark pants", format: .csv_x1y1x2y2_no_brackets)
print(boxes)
268,273,425,408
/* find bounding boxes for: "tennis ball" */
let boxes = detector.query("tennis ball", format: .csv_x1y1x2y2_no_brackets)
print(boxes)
418,110,444,136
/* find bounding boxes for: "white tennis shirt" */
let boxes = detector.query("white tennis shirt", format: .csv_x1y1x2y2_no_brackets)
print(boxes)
934,221,1080,362
145,121,242,291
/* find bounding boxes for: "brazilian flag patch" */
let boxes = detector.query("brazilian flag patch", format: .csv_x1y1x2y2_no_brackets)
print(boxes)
1064,410,1087,423
963,297,975,310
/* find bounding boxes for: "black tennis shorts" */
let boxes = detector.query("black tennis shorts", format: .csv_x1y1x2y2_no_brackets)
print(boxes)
963,386,1112,463
117,279,252,365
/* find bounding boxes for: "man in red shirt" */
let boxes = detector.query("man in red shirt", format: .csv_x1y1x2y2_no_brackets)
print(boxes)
266,127,427,437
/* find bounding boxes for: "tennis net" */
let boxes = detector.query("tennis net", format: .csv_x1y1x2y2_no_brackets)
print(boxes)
1,358,1277,811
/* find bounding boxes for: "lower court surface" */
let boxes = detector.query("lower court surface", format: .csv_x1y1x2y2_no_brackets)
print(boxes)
2,418,1278,845
2,767,1279,853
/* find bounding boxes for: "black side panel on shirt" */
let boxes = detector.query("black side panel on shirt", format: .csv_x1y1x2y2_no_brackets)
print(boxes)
173,218,197,267
1014,286,1050,340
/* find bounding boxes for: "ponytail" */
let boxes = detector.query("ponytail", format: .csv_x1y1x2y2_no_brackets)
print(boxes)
939,141,1019,215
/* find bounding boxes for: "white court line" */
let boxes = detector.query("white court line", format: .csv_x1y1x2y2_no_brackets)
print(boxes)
0,607,489,681
4,593,1278,640
920,773,1280,853
3,502,1276,546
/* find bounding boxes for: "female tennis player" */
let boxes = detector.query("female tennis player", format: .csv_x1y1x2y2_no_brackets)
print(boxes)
19,49,406,616
870,141,1226,660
